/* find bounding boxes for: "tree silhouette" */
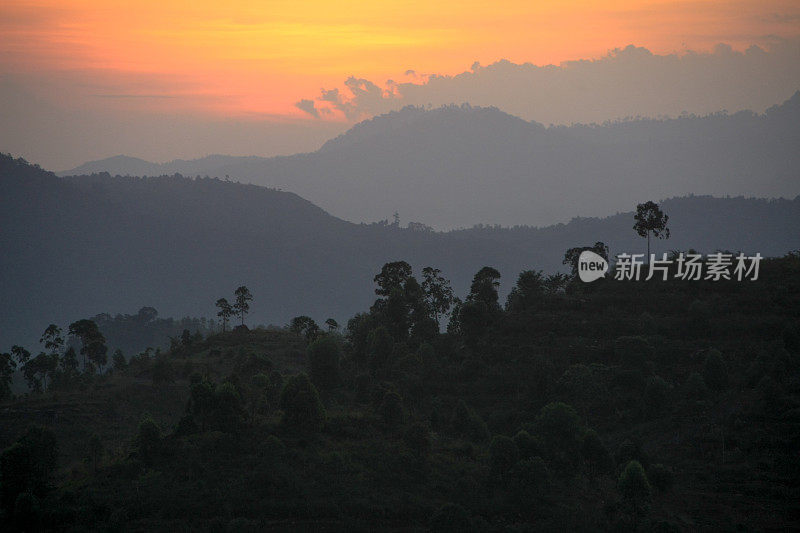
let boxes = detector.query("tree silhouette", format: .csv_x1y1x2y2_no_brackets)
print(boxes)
68,319,108,373
215,298,233,332
421,266,454,326
633,201,670,260
563,242,609,277
233,286,253,326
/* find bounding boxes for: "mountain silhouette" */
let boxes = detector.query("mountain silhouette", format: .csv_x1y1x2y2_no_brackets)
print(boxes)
4,153,799,350
61,92,800,229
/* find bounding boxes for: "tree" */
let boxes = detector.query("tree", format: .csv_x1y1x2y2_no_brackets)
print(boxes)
324,318,339,332
11,345,31,367
468,266,501,309
0,351,17,401
373,261,412,297
215,298,233,332
135,416,161,466
307,336,341,389
289,315,320,340
0,426,58,513
618,460,651,514
421,267,455,326
39,325,64,358
68,319,108,372
581,429,611,476
279,374,326,429
60,347,78,373
633,201,670,260
112,349,127,372
563,242,609,277
233,286,253,326
506,270,545,312
379,391,404,426
535,402,584,467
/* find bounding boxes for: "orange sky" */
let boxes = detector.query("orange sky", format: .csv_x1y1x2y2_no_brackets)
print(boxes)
2,0,800,117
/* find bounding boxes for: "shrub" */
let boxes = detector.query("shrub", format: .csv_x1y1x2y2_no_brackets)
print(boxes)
489,435,519,477
307,336,341,389
279,374,326,429
535,402,584,466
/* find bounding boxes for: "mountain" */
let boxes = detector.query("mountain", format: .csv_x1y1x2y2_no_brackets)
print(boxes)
60,92,800,229
3,154,799,351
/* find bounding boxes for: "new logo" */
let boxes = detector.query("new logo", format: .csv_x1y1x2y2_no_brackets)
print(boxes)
578,251,608,282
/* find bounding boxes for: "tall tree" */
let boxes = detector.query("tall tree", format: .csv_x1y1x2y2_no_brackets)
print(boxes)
633,201,670,260
0,352,16,401
233,286,253,326
421,266,455,326
68,319,108,373
373,261,412,297
215,298,233,332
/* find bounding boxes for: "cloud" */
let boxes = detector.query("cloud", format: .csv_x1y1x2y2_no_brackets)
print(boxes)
303,39,800,125
294,98,319,118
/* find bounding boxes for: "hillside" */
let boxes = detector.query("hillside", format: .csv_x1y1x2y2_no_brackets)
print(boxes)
2,154,800,352
0,252,799,530
61,92,800,229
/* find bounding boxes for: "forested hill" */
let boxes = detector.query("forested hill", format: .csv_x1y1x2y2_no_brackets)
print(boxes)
2,153,799,350
61,91,800,229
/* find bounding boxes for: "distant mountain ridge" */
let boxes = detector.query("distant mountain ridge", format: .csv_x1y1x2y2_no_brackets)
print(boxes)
60,92,800,229
4,154,800,352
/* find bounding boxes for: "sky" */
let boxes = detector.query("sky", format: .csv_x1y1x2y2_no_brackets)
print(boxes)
1,0,800,169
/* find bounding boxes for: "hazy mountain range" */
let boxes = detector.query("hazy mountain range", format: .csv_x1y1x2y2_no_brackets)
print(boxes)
3,153,799,351
62,92,800,229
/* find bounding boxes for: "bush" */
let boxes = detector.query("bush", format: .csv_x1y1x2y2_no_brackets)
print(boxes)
307,336,341,389
279,374,326,429
535,402,584,466
430,503,472,532
703,349,728,391
489,435,519,477
619,460,651,509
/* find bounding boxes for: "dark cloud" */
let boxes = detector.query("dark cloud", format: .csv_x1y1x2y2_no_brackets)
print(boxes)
294,98,319,118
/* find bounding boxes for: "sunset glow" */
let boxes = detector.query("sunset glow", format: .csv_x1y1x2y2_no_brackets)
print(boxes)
3,0,799,117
